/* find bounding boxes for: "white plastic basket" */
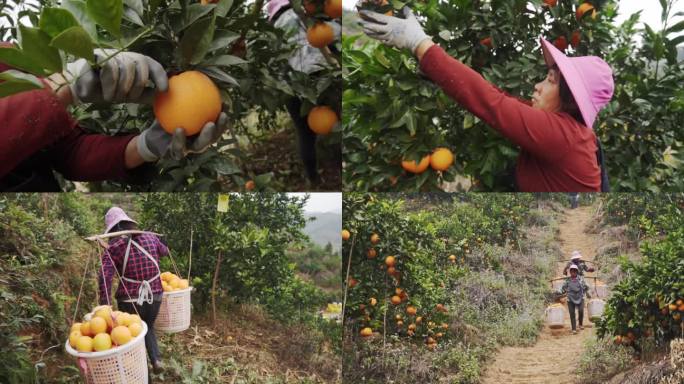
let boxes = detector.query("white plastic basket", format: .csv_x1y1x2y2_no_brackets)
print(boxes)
65,322,148,384
587,299,606,322
588,282,608,299
155,287,193,333
546,305,565,329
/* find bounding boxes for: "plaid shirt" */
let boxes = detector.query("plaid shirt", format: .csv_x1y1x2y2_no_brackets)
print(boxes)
98,233,168,304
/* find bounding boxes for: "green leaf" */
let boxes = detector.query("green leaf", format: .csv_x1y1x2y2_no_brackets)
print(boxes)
0,70,45,97
123,7,145,26
254,172,274,187
180,14,216,65
666,20,684,35
181,3,216,31
202,67,239,87
0,47,48,76
124,0,144,16
204,55,247,66
86,0,123,37
215,0,234,17
39,7,80,38
62,0,98,39
50,26,94,62
18,26,62,74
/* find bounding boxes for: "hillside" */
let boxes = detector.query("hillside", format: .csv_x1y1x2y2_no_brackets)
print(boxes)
304,211,342,252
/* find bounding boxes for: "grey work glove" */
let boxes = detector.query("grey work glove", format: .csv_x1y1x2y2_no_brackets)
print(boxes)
66,49,168,104
358,7,431,54
137,112,230,162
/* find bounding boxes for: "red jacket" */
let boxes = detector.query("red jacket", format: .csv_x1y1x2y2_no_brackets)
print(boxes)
0,43,141,189
420,45,601,192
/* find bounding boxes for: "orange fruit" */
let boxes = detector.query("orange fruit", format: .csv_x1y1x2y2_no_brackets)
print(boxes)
306,22,335,48
401,155,431,174
200,0,219,4
480,37,492,48
669,303,678,311
554,36,568,51
154,71,222,136
111,326,133,346
367,248,377,258
448,255,456,263
370,233,380,244
92,333,112,352
90,316,107,335
570,30,581,48
245,180,255,191
397,320,404,326
360,327,373,337
406,306,417,316
128,322,143,338
348,277,358,288
391,295,401,305
416,316,422,324
80,321,93,337
324,0,342,19
304,0,317,15
576,2,595,21
370,297,377,306
69,330,82,348
543,0,557,6
75,336,93,352
70,322,82,333
342,229,351,240
307,106,338,135
387,266,396,275
385,255,396,267
430,148,454,171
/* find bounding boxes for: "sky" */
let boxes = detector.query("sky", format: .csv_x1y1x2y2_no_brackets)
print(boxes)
287,193,342,214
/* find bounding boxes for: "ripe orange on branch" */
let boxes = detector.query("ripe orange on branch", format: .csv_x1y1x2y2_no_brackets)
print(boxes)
342,229,350,240
307,106,338,135
430,148,454,171
401,155,431,174
324,0,342,19
306,22,335,48
576,2,596,21
154,71,222,136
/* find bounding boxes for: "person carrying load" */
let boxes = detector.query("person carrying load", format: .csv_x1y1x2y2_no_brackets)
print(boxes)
98,207,167,373
562,250,595,276
558,264,591,334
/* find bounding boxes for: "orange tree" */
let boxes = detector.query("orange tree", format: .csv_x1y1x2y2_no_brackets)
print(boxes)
343,0,684,191
342,194,534,355
596,225,684,349
0,0,341,191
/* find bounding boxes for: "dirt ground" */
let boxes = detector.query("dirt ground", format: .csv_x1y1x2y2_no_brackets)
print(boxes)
482,206,602,384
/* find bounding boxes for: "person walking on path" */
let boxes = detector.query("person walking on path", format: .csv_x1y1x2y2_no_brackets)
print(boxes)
358,6,614,192
97,207,168,373
562,250,595,276
559,264,591,334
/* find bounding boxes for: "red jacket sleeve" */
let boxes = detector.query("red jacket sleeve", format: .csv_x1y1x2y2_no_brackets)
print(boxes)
419,45,584,162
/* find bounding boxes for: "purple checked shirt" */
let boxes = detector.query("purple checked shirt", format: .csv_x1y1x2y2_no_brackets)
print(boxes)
98,233,168,304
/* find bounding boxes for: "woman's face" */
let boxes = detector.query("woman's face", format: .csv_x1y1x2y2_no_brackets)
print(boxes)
570,269,578,277
532,68,562,112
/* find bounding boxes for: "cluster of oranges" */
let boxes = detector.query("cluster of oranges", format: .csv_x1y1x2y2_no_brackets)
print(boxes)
68,306,143,353
161,271,190,292
401,147,454,174
343,230,450,349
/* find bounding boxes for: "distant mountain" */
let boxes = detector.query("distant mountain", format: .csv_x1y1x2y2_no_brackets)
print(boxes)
303,212,342,252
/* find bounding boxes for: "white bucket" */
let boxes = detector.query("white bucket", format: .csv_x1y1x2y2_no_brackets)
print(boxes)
65,322,148,384
546,305,565,329
588,283,608,298
155,287,193,333
587,299,606,322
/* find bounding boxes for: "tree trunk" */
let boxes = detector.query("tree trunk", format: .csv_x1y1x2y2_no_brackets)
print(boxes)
212,251,222,327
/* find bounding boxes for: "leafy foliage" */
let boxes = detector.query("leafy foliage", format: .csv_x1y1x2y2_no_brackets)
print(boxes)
343,0,684,191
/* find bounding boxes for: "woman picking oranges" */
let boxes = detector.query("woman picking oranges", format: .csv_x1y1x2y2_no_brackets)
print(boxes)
0,48,229,191
98,207,168,373
358,6,614,192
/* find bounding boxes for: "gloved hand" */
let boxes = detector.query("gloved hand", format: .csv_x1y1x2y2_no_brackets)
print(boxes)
136,112,230,162
66,49,168,104
358,7,431,54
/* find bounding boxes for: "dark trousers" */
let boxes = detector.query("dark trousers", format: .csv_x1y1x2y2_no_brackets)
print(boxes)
568,300,584,331
285,97,319,182
118,298,162,363
569,193,580,209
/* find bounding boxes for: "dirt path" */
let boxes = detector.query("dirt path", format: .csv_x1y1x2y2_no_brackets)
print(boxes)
481,206,599,384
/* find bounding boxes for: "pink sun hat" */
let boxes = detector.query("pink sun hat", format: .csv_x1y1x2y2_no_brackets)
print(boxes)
539,38,614,129
104,207,138,234
267,0,290,21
